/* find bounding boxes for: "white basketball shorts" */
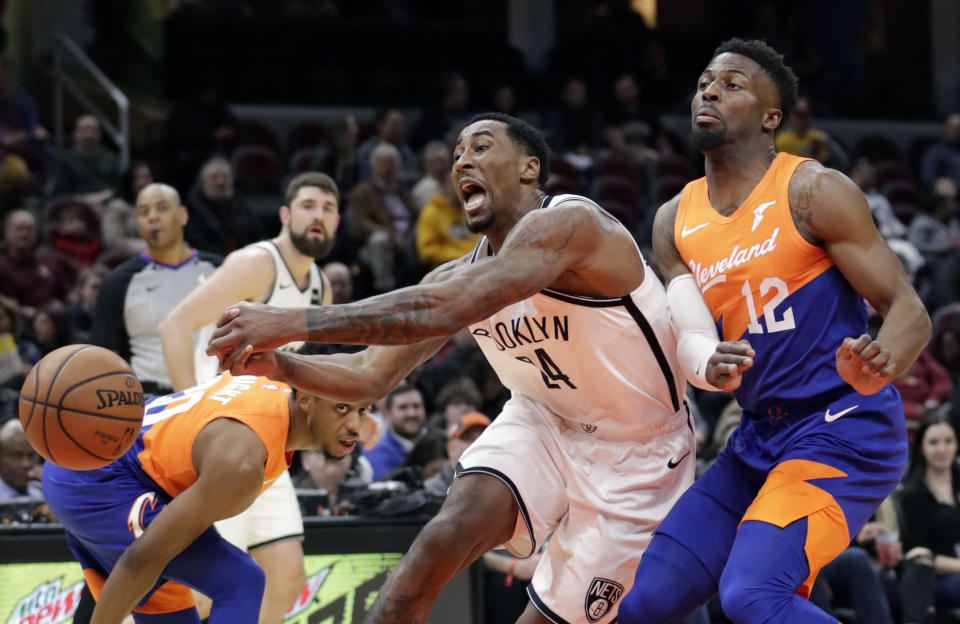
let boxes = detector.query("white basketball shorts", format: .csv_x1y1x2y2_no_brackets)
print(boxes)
214,469,304,550
457,393,695,624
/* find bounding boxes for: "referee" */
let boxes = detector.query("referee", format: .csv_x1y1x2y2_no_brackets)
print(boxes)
90,183,220,397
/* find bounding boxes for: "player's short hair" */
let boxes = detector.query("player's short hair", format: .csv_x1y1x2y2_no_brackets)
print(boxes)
713,38,799,127
285,171,340,205
467,112,550,187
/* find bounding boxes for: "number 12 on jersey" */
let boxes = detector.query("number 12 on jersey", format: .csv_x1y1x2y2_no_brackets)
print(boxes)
516,348,577,389
740,277,795,334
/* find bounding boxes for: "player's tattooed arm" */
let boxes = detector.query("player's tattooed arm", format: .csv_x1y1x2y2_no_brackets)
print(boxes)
787,162,824,245
651,194,691,283
207,203,605,358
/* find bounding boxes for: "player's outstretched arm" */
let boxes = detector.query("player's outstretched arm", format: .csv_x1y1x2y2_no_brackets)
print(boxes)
158,247,273,391
208,204,604,359
652,195,753,391
90,421,266,624
788,163,931,394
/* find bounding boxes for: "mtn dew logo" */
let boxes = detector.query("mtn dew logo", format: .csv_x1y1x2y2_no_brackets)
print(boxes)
5,577,84,624
283,565,333,620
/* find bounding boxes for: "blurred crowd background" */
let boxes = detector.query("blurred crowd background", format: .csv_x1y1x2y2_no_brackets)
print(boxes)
1,1,960,622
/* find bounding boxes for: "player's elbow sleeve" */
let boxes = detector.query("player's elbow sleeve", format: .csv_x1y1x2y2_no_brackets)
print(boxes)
667,274,721,391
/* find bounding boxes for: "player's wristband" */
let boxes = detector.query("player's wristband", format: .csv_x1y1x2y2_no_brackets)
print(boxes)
505,559,517,587
666,274,722,391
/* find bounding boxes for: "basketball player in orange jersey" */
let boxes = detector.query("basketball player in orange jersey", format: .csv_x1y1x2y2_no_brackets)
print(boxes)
618,39,931,623
41,374,370,624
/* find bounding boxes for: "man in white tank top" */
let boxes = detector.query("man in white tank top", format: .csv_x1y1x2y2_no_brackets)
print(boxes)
158,172,339,624
207,115,719,624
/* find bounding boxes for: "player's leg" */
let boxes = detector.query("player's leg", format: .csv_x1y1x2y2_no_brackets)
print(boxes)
249,538,306,624
525,416,696,624
215,471,305,624
719,389,908,624
718,456,902,623
515,602,554,624
161,527,266,623
365,396,568,624
364,471,520,623
618,443,764,624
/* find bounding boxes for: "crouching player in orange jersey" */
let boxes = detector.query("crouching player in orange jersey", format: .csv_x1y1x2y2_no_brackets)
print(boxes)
42,373,373,624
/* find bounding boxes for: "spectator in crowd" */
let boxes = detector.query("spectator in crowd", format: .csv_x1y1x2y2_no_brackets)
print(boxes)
430,376,483,430
313,113,360,194
0,420,41,499
0,209,74,320
0,295,39,372
100,160,154,257
415,180,479,270
348,142,418,292
908,191,960,257
31,304,76,356
410,71,470,150
850,160,907,239
928,241,960,311
357,108,418,185
48,199,102,268
385,429,449,483
423,412,489,497
900,413,960,616
67,263,108,342
0,55,49,189
293,450,353,510
921,113,960,192
322,261,354,304
52,115,121,202
545,76,601,155
603,73,661,147
90,183,221,397
930,305,960,428
775,97,846,169
363,381,426,481
893,345,954,426
411,141,451,210
184,156,262,257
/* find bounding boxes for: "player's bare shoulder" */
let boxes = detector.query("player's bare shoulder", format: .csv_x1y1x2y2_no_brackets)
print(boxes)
788,161,865,245
548,195,623,237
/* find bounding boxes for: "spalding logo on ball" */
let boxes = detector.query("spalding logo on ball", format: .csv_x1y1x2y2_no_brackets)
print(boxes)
19,344,144,470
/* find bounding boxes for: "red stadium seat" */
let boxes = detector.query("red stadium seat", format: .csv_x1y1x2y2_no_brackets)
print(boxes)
289,147,318,174
881,180,923,206
594,176,639,207
237,119,282,154
232,145,284,191
595,156,640,183
286,122,330,155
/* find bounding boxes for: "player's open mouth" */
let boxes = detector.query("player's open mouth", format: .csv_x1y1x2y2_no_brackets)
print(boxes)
340,439,357,452
308,225,325,236
459,179,487,214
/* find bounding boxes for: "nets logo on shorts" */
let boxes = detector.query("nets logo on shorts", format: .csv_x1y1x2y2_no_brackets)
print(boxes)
585,577,624,622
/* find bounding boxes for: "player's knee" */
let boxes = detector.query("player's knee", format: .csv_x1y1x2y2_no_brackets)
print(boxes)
228,555,266,599
718,578,786,624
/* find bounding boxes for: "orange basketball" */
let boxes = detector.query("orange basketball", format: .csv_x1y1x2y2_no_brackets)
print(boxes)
19,344,144,470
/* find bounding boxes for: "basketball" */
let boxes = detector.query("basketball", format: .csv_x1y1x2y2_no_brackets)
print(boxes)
18,344,145,471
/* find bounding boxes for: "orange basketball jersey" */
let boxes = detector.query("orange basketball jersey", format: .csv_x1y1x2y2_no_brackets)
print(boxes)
674,152,868,413
130,374,293,497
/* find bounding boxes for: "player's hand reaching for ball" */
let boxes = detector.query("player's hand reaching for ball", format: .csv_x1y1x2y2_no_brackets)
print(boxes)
836,334,896,395
705,340,755,391
207,302,304,369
